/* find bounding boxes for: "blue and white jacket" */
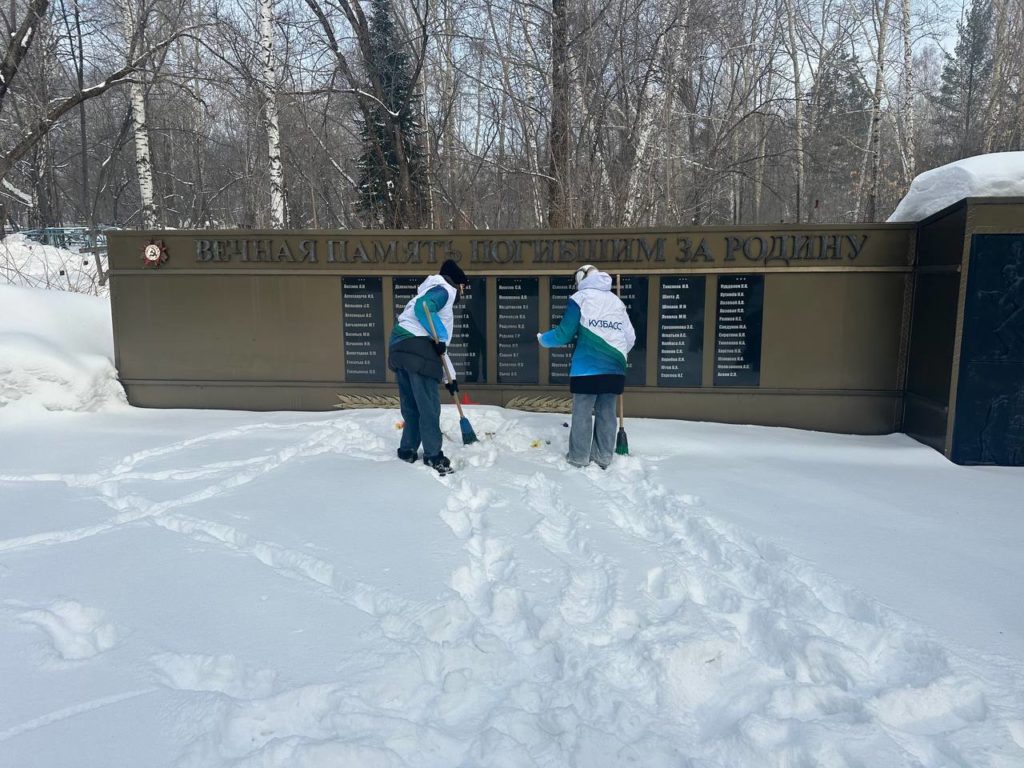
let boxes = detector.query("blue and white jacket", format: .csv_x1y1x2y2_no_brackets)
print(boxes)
388,275,458,381
539,271,636,392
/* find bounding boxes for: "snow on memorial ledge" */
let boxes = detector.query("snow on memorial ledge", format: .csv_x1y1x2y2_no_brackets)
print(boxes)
0,284,125,412
888,151,1024,222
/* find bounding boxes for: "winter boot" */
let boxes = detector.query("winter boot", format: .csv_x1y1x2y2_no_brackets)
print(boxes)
397,448,418,464
423,452,454,475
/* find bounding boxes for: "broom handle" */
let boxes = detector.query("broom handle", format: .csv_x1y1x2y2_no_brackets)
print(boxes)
615,273,625,429
422,303,468,420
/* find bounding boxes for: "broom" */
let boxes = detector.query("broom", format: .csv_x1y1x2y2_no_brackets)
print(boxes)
423,309,479,445
615,274,630,456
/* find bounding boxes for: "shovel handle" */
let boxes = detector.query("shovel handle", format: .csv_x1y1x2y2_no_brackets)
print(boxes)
615,273,626,429
422,302,467,419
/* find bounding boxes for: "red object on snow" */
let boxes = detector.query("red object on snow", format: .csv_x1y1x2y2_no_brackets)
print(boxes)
461,393,479,405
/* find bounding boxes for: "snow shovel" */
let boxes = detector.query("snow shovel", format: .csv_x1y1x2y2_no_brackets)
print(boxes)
615,274,629,456
422,310,479,445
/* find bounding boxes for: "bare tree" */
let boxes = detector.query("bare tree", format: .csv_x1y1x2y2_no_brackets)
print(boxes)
899,0,916,183
784,0,804,221
119,0,158,227
0,0,192,209
258,0,286,226
860,0,893,221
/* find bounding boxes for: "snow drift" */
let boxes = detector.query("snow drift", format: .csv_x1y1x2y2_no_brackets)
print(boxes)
888,151,1024,222
0,284,124,412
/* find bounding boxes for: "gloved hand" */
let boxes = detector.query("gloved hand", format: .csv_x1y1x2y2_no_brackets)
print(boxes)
433,340,447,356
445,379,459,396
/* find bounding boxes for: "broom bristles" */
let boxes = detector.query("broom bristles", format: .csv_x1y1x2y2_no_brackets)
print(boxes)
460,417,479,445
615,427,629,455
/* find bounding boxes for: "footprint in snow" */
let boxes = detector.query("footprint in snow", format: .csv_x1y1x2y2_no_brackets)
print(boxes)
17,599,119,661
151,652,277,699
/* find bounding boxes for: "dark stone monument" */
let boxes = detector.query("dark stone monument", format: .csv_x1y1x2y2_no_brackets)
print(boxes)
618,276,648,386
547,276,575,385
658,276,706,387
342,277,385,382
449,277,488,383
497,277,540,384
713,274,764,387
951,234,1024,465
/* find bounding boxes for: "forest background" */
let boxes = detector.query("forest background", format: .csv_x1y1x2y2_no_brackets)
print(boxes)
0,0,1018,234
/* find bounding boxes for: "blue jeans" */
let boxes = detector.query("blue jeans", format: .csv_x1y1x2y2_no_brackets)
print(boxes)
396,368,442,458
567,392,618,468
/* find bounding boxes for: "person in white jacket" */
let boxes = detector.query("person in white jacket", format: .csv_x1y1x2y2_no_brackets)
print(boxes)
388,259,467,474
538,265,635,468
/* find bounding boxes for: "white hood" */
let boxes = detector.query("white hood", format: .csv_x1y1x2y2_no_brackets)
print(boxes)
578,271,613,292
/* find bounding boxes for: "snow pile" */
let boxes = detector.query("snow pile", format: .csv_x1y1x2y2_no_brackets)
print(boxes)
0,284,125,412
888,151,1024,221
0,233,106,295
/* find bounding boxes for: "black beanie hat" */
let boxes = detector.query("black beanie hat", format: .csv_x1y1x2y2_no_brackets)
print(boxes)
440,259,468,286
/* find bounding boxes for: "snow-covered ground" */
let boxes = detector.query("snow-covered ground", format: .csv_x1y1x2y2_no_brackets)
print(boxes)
3,287,1024,766
887,151,1024,222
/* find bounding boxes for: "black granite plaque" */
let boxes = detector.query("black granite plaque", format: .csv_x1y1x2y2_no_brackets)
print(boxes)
951,234,1024,465
658,276,705,386
713,274,764,387
392,276,420,319
547,276,576,385
391,275,487,383
618,276,649,386
342,276,385,382
449,277,488,383
497,277,539,383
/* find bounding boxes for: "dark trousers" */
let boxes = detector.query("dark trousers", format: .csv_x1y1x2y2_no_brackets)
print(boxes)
395,368,442,458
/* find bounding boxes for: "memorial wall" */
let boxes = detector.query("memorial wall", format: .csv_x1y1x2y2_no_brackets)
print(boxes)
108,225,911,433
105,202,1024,463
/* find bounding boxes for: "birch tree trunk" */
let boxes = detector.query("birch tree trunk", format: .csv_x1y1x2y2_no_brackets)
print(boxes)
187,33,207,225
900,0,915,184
785,0,804,222
120,1,157,228
442,0,456,222
620,13,677,227
867,0,892,222
72,2,88,225
753,122,767,220
1018,23,1024,148
983,0,1008,151
259,0,286,228
492,1,545,226
548,0,570,227
568,48,614,222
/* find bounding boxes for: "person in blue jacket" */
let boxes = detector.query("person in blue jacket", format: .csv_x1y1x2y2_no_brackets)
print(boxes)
388,259,468,474
538,265,636,468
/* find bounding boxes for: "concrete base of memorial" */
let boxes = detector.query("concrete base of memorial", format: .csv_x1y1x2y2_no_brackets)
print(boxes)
119,381,903,436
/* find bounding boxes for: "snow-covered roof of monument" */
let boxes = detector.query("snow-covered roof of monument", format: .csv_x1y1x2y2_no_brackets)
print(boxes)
887,151,1024,222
